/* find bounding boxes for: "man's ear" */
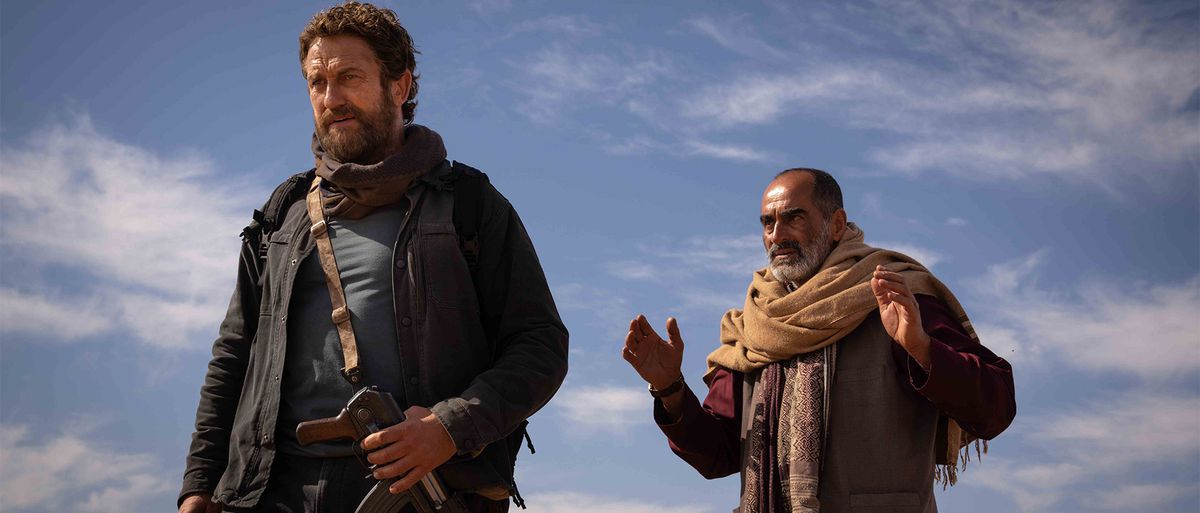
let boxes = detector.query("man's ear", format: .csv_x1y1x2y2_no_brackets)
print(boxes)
389,70,413,104
830,208,848,242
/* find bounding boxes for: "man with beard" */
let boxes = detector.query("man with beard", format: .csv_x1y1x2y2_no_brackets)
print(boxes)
178,3,568,513
622,168,1015,512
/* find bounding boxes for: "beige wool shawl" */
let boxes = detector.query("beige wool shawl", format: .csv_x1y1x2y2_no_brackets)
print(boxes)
707,223,984,484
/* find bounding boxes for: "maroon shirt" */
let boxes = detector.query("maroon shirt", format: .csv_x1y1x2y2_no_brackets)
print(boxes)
655,294,1016,479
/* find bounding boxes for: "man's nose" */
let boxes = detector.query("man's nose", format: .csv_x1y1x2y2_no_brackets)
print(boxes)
765,222,781,246
322,83,346,110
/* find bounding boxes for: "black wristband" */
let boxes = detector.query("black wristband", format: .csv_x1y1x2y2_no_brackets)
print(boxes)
648,376,685,398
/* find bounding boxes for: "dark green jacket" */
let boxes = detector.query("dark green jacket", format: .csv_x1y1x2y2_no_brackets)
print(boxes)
179,162,569,508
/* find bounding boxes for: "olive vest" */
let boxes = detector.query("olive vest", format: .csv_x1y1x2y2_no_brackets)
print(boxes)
738,311,940,513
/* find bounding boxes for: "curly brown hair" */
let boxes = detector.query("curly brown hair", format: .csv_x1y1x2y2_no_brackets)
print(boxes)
300,2,421,123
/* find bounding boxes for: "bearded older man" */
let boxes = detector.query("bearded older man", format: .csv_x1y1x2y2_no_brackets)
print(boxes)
178,3,567,513
622,168,1014,513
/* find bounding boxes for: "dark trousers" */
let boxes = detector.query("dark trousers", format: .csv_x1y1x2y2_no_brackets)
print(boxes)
225,453,509,513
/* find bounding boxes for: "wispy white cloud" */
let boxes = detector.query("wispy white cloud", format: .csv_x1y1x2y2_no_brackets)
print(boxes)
468,0,511,17
605,260,658,281
0,115,258,350
499,1,1195,182
78,474,175,513
969,251,1200,378
601,134,671,157
966,458,1086,512
685,14,788,60
598,133,773,164
679,0,1197,185
1090,482,1198,511
954,247,1200,510
647,235,765,278
868,137,1101,181
915,0,1196,180
0,423,172,513
554,385,647,434
968,322,1026,364
968,393,1200,512
681,69,880,128
507,15,605,39
0,287,113,341
970,250,1047,297
870,241,943,268
513,44,672,124
945,217,968,227
600,234,764,324
602,235,765,313
611,235,944,284
674,287,745,313
525,491,712,513
1034,393,1200,472
554,282,634,342
682,139,772,163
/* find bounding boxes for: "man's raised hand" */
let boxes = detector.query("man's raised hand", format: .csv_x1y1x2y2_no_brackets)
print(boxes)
871,265,932,368
622,314,685,390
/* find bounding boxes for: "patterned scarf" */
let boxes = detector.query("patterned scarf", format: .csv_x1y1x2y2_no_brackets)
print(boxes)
709,223,985,512
742,349,830,513
311,123,447,219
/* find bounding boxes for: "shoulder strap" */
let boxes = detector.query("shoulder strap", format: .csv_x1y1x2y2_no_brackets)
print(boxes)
449,161,488,279
304,176,365,386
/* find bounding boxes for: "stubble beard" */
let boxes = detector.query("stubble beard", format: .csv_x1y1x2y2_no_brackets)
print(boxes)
769,220,834,286
316,90,397,165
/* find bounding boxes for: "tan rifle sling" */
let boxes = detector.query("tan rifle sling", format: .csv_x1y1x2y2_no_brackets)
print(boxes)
304,176,364,385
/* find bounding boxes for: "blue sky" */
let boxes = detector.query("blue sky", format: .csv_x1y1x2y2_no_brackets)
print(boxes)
1,1,1197,512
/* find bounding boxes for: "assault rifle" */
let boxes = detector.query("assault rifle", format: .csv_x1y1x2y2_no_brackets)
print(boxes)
296,387,456,513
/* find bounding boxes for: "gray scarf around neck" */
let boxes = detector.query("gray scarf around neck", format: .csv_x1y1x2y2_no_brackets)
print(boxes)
311,123,447,219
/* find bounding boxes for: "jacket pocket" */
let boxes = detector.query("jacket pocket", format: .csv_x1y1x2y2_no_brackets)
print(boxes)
849,491,921,512
263,230,294,310
418,223,477,311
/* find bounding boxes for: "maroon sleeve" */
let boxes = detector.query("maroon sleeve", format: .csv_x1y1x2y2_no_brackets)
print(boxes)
901,294,1016,440
654,368,743,479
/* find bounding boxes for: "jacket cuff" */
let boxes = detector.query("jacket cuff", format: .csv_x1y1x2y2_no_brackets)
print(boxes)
654,384,699,434
431,397,484,455
177,483,214,509
908,336,955,397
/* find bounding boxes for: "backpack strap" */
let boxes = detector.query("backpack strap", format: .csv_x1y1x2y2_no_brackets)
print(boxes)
449,161,488,281
241,170,315,272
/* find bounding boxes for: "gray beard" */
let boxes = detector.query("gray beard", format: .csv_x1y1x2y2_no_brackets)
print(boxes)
769,220,834,286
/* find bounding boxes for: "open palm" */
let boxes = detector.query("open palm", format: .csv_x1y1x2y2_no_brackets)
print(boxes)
621,315,685,390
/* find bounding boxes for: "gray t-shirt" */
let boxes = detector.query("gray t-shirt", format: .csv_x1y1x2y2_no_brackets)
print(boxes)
277,202,407,457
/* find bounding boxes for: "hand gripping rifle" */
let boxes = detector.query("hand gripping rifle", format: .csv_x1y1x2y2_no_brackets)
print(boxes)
296,387,454,513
